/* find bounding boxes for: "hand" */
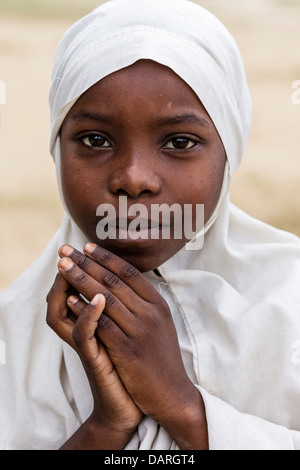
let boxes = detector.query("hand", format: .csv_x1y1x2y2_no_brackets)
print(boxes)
46,272,143,449
55,243,207,449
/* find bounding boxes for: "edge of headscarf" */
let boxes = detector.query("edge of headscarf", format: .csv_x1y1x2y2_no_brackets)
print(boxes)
48,0,251,239
49,12,252,175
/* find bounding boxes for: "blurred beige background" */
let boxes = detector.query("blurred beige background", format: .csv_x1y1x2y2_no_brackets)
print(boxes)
0,0,299,290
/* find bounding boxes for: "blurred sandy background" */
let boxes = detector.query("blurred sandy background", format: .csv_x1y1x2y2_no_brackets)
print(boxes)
0,0,299,290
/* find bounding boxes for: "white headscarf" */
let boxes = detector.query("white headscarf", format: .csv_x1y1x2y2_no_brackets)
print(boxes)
1,0,300,450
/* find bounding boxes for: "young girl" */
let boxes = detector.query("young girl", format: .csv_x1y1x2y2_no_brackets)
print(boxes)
1,0,300,450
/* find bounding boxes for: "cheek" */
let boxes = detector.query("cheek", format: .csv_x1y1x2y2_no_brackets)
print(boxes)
60,156,106,232
183,155,226,223
204,165,225,211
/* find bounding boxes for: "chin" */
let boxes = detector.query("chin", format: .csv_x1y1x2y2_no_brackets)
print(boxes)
95,239,175,273
105,245,162,273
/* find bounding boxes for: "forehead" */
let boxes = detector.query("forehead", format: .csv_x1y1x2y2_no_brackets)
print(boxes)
67,60,213,125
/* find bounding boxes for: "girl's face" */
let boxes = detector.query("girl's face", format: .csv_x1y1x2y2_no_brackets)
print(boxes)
60,60,226,272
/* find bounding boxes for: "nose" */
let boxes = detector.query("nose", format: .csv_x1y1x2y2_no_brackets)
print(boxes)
108,149,161,199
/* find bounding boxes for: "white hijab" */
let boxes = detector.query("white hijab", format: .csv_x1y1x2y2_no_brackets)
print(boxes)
1,0,300,450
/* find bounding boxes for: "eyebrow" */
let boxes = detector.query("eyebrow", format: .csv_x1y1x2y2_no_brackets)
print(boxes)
70,110,212,128
156,114,212,128
70,111,112,123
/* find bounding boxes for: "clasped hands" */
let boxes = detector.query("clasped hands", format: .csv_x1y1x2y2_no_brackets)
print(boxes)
46,243,206,449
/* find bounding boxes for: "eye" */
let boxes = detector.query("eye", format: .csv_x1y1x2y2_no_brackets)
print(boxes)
80,134,111,148
164,137,197,150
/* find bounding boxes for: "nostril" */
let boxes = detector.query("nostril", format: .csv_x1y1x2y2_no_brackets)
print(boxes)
141,189,152,195
116,188,153,198
117,189,128,196
109,166,161,198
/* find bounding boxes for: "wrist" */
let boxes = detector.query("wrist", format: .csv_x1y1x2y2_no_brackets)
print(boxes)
89,412,139,444
156,385,209,450
60,414,138,450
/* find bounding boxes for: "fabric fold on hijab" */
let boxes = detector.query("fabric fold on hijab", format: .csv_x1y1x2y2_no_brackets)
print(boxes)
1,0,300,450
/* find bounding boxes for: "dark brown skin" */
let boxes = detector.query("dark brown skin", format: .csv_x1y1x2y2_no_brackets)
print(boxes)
46,60,226,450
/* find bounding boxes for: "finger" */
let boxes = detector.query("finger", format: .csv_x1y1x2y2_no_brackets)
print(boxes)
59,245,102,281
67,294,129,355
59,245,146,312
46,273,76,348
70,294,106,359
83,243,159,302
46,272,69,305
66,295,87,320
68,295,133,393
58,257,133,332
58,257,103,301
68,294,122,377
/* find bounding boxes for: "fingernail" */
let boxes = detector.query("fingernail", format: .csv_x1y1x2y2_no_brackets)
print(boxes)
84,243,97,255
59,245,74,257
68,295,79,305
59,258,73,271
91,293,103,306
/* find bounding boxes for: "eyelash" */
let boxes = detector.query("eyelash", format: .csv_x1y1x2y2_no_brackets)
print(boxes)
78,133,199,151
163,137,198,150
80,134,111,148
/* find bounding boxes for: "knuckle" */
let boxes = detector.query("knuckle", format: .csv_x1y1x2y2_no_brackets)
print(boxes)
103,291,116,308
121,264,139,280
77,255,89,270
46,291,52,304
95,248,113,264
72,327,84,347
76,301,88,316
102,271,119,288
46,284,58,303
46,310,57,331
98,313,112,331
120,337,144,362
46,315,55,330
74,273,87,284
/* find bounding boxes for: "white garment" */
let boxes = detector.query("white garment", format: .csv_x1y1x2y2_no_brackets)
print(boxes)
1,0,300,450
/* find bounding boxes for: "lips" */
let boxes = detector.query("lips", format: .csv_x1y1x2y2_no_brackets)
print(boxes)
96,211,174,244
96,196,179,244
116,227,160,240
116,218,162,241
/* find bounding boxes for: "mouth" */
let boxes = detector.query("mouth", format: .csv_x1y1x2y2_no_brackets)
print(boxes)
115,218,164,242
96,216,174,245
